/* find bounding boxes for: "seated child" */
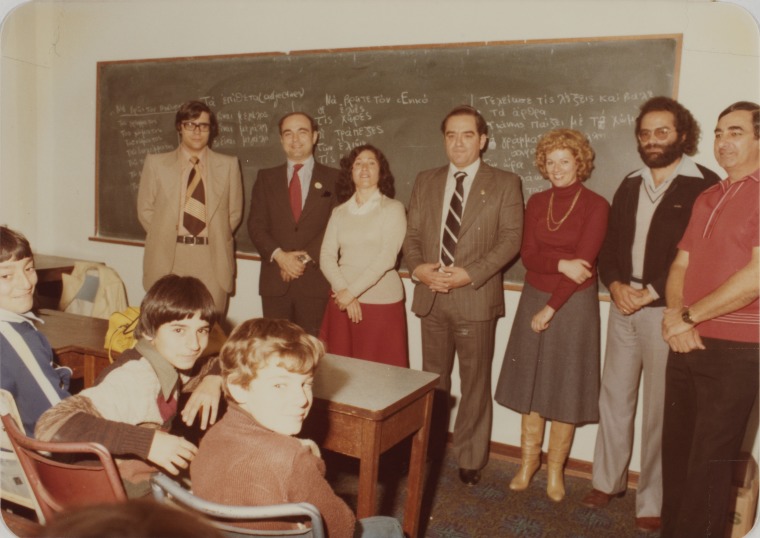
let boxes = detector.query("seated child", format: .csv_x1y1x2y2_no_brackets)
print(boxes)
0,226,71,436
191,318,403,538
35,274,223,498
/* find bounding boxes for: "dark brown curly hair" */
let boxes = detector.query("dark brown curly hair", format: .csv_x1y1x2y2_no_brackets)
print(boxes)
635,96,700,156
336,144,396,203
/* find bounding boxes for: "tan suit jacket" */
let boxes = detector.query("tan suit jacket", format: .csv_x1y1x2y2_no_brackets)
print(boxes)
137,147,244,293
403,162,524,321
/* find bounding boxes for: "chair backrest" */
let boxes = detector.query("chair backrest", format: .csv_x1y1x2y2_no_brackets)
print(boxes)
150,473,325,538
0,390,45,521
0,408,127,522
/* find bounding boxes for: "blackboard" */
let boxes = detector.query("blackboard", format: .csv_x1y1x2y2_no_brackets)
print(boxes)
95,35,681,285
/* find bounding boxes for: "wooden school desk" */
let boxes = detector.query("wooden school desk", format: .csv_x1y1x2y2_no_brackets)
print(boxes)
39,309,110,387
37,309,439,538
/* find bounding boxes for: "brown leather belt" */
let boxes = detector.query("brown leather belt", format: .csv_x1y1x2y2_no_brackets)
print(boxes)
176,235,208,245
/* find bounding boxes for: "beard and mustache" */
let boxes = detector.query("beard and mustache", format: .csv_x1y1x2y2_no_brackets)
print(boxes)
638,138,684,168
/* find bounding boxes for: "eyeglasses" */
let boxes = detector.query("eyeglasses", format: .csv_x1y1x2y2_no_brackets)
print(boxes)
181,121,211,133
637,127,674,142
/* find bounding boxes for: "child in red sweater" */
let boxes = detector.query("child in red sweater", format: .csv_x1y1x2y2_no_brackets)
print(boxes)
191,318,402,538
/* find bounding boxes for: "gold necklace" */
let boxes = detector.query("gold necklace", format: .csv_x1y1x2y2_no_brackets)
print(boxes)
546,188,582,232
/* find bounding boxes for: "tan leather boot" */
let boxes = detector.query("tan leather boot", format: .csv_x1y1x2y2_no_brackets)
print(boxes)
509,411,545,491
546,420,575,502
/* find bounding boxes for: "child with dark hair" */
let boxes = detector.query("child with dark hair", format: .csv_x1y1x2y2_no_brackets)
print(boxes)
35,274,223,497
191,317,403,538
0,225,71,436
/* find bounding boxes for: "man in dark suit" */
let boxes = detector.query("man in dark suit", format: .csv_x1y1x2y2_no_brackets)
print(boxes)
138,100,243,314
248,112,339,336
403,105,524,485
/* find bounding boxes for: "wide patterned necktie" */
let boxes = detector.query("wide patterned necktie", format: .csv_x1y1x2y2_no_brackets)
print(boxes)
441,171,467,267
183,156,206,236
290,163,304,222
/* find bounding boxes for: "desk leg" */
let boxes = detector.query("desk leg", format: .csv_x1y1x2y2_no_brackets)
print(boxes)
83,353,98,388
402,389,434,538
356,419,382,519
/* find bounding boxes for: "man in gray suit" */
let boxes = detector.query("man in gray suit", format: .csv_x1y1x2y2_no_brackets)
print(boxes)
403,105,523,485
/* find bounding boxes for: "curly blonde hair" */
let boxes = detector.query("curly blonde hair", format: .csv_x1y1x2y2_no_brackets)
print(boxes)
535,129,595,182
219,318,324,395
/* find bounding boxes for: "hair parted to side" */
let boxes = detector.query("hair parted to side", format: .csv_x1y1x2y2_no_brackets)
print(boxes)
278,111,319,134
0,226,33,263
719,101,760,139
135,274,217,339
535,129,595,182
175,100,219,144
440,104,489,137
336,144,396,203
635,96,701,155
219,318,324,396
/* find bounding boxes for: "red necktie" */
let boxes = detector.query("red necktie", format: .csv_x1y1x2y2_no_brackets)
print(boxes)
289,164,304,222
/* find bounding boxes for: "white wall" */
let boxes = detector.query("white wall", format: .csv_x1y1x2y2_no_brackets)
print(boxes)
1,0,758,471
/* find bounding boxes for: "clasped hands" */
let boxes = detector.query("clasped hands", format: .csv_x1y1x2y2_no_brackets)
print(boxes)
662,306,704,353
274,250,312,282
608,281,654,316
414,262,472,293
333,288,362,323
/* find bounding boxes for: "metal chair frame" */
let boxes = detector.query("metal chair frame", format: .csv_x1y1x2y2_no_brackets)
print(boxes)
150,472,325,538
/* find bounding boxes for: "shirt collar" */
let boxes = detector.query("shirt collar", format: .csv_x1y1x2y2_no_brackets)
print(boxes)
135,338,180,400
630,154,703,183
719,168,759,191
0,308,42,326
287,156,315,178
448,159,481,181
180,146,208,166
347,189,382,215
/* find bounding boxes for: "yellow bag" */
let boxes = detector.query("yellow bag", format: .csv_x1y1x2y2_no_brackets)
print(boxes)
104,306,140,361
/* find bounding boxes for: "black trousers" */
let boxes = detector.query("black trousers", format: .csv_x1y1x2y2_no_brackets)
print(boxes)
661,337,759,538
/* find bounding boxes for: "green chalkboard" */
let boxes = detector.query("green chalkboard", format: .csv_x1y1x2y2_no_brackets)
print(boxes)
96,35,680,284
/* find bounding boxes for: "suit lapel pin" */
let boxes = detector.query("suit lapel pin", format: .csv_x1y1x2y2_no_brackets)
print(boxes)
314,181,323,190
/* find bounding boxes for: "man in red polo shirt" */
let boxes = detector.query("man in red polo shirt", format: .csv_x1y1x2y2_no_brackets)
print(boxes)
660,101,759,537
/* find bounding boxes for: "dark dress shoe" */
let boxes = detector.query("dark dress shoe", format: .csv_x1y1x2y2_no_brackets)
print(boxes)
458,468,481,486
580,488,624,508
635,516,661,532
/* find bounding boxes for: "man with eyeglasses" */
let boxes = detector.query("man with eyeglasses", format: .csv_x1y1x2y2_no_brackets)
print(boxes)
660,101,759,537
138,100,243,314
581,96,719,533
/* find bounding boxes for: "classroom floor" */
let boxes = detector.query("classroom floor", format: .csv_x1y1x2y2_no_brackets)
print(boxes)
325,445,660,538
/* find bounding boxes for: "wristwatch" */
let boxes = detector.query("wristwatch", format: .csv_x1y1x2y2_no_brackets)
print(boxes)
681,307,696,325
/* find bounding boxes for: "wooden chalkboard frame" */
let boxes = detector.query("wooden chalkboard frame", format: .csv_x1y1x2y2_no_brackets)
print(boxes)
93,34,682,289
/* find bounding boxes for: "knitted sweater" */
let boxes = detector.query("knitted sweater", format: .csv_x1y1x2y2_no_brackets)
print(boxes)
521,182,610,311
190,403,356,538
320,192,406,304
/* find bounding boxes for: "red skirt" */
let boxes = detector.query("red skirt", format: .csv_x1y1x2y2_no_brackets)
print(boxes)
319,299,409,367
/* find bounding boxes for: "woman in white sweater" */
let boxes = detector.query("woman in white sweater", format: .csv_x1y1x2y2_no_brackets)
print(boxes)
319,144,408,366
